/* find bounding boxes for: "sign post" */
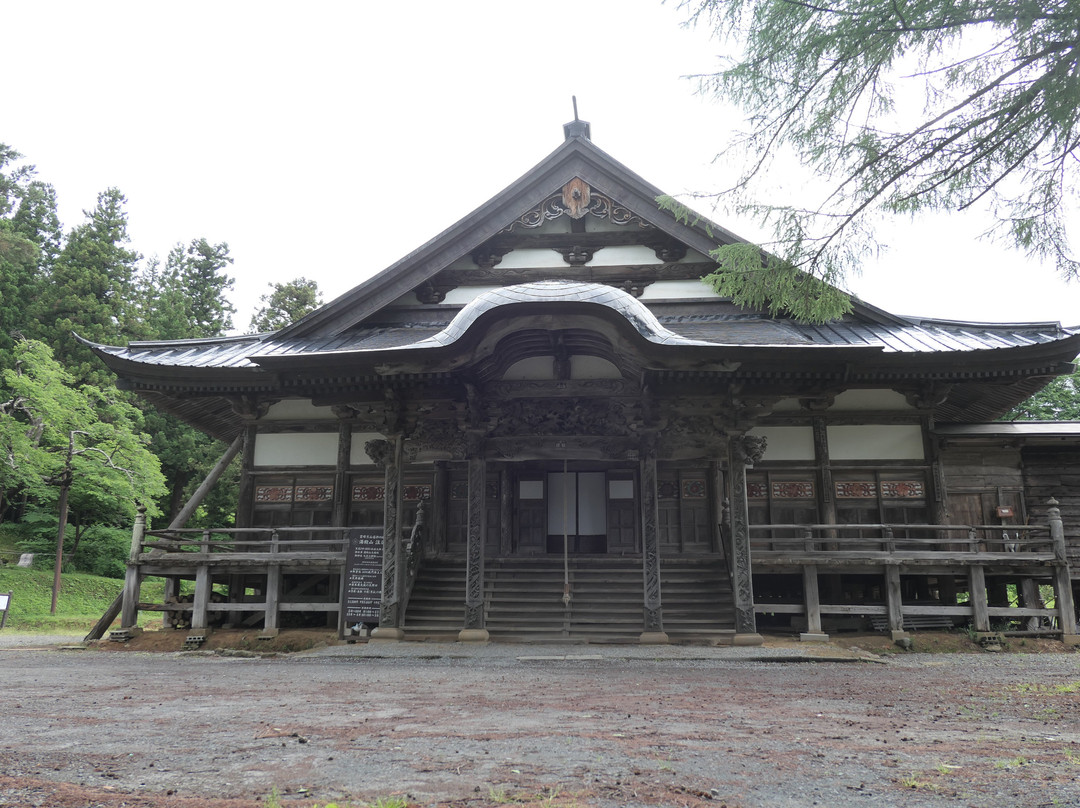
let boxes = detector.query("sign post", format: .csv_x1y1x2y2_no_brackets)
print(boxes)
342,529,383,635
0,591,11,630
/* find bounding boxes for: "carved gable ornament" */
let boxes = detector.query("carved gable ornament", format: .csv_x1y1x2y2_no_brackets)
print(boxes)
500,178,652,232
561,177,591,219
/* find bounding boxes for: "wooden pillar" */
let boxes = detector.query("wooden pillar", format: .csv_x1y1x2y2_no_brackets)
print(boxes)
332,418,352,528
371,435,405,641
263,564,280,632
432,461,449,556
639,429,667,644
710,462,724,555
885,564,906,637
120,509,147,629
235,425,258,530
812,416,843,604
459,433,489,642
1047,499,1078,641
801,564,827,640
728,433,765,645
499,465,513,556
1019,578,1044,631
191,565,211,630
968,564,990,632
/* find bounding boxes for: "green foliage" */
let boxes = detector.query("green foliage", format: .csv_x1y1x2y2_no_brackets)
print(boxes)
14,509,129,577
659,195,853,321
1003,363,1080,420
135,238,235,340
0,339,167,529
35,188,140,386
249,276,324,333
129,239,237,522
681,0,1080,315
0,147,59,368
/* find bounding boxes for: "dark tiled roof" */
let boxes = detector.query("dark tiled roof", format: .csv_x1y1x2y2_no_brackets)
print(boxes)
91,284,1076,370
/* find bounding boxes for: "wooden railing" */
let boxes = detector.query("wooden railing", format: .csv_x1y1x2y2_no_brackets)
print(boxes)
139,526,351,560
749,524,1055,560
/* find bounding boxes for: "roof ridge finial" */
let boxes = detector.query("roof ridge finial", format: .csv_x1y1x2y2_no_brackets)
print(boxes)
563,97,591,141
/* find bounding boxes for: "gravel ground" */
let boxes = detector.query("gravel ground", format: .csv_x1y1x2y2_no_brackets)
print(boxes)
0,637,1078,807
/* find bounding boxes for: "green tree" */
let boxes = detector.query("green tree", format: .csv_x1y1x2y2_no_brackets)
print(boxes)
134,239,235,340
131,239,236,521
0,144,33,219
0,339,166,602
249,276,323,333
0,148,57,366
36,188,140,385
677,0,1080,321
12,180,62,274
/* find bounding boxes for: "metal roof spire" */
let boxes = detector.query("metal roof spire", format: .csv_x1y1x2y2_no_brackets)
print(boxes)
563,96,591,141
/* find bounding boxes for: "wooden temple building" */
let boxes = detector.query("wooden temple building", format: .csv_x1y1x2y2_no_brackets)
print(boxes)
91,117,1080,645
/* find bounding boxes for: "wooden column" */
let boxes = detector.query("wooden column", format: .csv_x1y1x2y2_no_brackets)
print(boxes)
801,564,827,640
191,565,211,630
710,462,724,555
968,564,990,632
120,509,147,629
459,432,489,642
885,564,906,637
1047,499,1078,641
235,425,258,530
639,429,667,644
263,564,280,632
332,418,352,527
812,416,842,605
499,465,513,556
371,436,405,641
728,434,765,645
1019,578,1044,631
432,461,449,555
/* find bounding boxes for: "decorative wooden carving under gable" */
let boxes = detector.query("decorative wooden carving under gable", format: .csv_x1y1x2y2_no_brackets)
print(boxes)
405,417,467,461
415,281,458,304
490,396,639,438
562,177,591,219
500,179,653,233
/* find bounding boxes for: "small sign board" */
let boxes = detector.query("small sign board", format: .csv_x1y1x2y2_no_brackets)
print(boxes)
0,591,11,630
343,529,383,625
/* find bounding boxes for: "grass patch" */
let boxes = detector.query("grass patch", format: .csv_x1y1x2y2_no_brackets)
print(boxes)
0,566,165,633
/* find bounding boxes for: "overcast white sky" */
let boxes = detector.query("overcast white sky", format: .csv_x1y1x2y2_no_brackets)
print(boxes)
6,1,1080,329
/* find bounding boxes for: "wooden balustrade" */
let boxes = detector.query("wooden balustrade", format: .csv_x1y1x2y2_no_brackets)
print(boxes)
749,523,1054,561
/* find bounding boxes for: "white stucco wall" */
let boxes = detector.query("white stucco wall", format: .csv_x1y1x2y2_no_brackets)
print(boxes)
827,425,925,460
748,426,816,461
254,433,339,467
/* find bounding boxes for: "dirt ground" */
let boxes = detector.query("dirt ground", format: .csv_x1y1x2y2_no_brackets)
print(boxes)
0,632,1078,808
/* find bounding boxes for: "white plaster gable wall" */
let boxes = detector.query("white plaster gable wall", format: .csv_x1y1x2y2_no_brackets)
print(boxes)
748,426,816,461
254,433,339,466
827,425,925,460
638,279,722,300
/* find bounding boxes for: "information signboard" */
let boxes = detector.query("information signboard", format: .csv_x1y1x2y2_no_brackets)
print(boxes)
343,529,383,624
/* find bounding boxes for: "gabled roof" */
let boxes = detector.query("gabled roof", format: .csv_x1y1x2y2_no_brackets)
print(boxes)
85,123,1080,438
275,131,908,340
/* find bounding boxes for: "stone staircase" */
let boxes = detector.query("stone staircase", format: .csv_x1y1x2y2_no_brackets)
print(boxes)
403,556,735,643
